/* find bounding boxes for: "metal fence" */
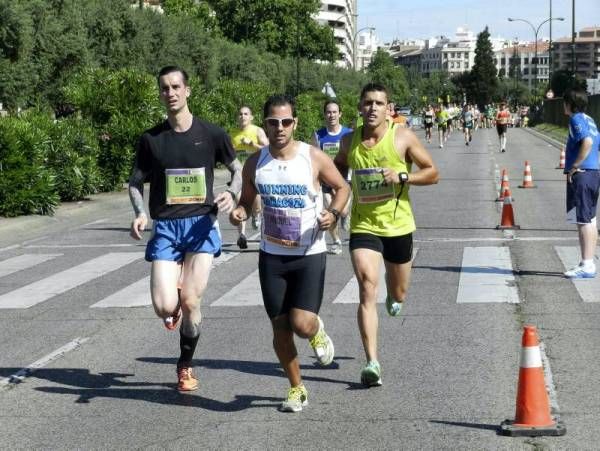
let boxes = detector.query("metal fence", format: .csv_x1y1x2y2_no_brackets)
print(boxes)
542,94,600,127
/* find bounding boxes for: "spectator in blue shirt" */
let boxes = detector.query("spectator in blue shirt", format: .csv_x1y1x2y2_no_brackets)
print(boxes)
563,88,600,278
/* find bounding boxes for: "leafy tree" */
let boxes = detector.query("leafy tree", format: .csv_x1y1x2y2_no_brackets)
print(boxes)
366,49,409,104
550,69,587,97
206,0,336,61
161,0,219,33
470,26,498,107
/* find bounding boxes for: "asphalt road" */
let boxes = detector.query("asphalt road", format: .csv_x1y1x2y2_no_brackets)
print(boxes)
1,127,599,450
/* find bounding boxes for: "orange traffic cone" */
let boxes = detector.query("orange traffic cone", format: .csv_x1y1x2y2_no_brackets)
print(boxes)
556,147,565,170
501,325,566,436
496,189,520,229
496,169,513,202
518,161,536,188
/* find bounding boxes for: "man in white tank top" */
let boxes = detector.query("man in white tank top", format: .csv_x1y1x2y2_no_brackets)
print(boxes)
230,94,350,413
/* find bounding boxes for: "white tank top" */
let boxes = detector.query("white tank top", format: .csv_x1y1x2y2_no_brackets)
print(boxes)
255,142,326,256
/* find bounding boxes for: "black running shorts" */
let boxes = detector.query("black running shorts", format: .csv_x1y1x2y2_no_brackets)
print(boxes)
349,232,413,264
258,251,326,319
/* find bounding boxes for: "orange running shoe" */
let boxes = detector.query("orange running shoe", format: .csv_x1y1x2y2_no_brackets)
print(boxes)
176,366,198,392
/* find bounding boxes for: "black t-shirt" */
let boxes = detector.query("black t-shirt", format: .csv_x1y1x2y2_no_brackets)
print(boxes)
132,117,236,219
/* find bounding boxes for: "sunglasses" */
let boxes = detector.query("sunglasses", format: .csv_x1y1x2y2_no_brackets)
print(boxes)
265,117,295,128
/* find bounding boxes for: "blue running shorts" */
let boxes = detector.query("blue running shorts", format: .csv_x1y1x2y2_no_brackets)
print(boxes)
145,214,222,262
566,170,600,224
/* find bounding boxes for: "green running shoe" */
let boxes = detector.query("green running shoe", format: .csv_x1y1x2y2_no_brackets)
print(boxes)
361,360,382,387
308,317,335,366
385,295,403,317
280,385,308,412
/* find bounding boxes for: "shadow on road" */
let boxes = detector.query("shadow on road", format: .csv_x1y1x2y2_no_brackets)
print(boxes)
138,356,361,389
429,419,500,433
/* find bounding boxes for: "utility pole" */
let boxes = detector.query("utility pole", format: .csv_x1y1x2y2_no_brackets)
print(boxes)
549,0,553,82
571,0,576,75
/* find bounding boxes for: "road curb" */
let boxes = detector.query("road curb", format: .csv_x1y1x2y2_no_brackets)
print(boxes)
523,128,564,149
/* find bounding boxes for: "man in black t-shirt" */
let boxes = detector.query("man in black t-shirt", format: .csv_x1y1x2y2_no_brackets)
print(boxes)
129,66,242,392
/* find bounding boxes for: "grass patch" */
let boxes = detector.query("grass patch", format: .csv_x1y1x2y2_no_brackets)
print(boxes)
533,123,568,143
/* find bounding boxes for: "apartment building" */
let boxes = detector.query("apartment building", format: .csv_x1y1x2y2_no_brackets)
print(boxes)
315,0,357,68
495,41,551,89
553,26,600,79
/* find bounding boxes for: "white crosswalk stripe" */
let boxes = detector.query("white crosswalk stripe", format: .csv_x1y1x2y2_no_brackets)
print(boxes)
0,253,143,309
555,246,600,303
0,254,62,278
91,251,239,308
211,269,263,306
456,247,519,304
2,246,597,310
333,248,419,304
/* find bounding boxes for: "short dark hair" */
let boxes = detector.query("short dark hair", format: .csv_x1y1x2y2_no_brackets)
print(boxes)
263,94,296,118
323,99,341,114
157,66,189,86
360,83,389,102
563,88,588,113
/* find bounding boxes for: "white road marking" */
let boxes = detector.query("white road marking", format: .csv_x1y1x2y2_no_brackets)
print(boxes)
211,269,262,306
0,253,143,309
0,254,62,278
456,247,519,303
540,341,562,415
91,251,238,308
24,244,143,248
555,246,600,303
0,337,89,388
333,249,418,304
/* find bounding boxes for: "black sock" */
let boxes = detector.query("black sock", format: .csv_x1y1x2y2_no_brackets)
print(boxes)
177,330,200,368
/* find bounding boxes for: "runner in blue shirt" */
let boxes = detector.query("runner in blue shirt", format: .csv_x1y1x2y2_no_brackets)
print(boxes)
562,88,600,278
311,100,353,252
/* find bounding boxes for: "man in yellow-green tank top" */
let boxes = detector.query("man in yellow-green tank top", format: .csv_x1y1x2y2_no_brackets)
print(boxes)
230,106,269,249
334,83,439,387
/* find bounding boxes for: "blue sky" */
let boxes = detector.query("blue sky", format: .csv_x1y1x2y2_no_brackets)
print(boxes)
357,0,599,43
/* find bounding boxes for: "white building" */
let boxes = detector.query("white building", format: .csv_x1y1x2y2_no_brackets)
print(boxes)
355,29,379,70
418,28,508,77
495,41,550,89
315,0,357,68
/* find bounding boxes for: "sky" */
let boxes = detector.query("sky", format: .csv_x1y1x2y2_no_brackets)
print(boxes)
357,0,599,44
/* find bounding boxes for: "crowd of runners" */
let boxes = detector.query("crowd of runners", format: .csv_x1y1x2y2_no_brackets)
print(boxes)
127,64,598,413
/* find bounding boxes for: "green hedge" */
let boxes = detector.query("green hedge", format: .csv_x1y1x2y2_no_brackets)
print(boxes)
1,66,361,217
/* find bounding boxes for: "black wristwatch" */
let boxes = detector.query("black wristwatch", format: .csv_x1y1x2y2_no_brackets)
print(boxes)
226,190,237,201
398,172,409,184
327,208,340,223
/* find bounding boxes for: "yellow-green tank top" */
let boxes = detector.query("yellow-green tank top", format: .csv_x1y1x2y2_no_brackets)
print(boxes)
230,125,259,154
348,123,415,236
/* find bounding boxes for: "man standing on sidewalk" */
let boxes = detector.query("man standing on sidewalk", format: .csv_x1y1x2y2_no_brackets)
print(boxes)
334,83,438,387
128,66,242,391
562,88,600,278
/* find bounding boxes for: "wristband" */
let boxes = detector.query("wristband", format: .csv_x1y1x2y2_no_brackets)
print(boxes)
327,208,340,222
226,190,237,201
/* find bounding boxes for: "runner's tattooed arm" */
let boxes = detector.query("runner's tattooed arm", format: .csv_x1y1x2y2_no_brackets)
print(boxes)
128,168,147,217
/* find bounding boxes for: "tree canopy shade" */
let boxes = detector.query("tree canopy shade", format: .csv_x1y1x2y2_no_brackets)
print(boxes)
206,0,337,61
470,26,498,108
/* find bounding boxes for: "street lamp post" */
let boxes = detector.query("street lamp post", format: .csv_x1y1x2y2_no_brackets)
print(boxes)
508,16,564,91
353,26,375,70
